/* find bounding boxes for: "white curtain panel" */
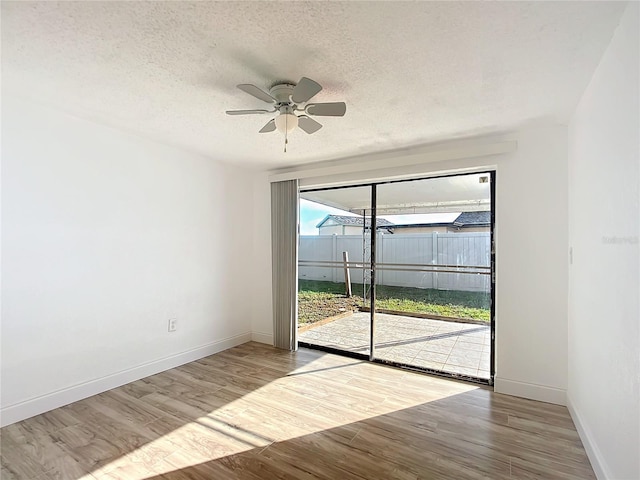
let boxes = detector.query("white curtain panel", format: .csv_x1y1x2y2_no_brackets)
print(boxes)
270,179,299,351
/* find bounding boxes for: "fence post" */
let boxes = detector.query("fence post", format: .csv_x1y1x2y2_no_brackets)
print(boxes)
432,231,439,289
342,251,352,297
332,234,337,282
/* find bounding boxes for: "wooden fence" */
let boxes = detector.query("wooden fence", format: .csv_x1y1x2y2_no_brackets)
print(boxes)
298,232,490,293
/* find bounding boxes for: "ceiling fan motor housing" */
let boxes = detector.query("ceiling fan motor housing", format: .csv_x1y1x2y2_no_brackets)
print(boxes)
269,83,296,104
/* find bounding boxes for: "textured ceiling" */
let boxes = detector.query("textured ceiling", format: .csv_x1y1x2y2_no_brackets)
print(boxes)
2,1,626,169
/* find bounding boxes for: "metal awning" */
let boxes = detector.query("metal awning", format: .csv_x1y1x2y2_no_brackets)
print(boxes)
300,173,491,214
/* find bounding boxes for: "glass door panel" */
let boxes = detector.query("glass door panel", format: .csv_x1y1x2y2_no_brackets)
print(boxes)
297,185,372,358
373,174,492,380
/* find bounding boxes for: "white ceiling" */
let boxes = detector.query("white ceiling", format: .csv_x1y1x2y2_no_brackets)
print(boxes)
2,1,626,169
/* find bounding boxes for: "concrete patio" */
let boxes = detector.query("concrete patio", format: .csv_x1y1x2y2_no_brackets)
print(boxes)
299,311,491,379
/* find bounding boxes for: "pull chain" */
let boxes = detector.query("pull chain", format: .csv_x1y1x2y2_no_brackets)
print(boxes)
284,113,288,153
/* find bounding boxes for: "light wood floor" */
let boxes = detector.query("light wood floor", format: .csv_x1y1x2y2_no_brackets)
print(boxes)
1,342,595,479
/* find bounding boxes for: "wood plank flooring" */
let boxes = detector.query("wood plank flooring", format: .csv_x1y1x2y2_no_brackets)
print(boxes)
1,342,595,479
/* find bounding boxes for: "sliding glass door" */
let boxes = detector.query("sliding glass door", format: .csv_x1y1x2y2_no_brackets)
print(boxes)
298,172,495,384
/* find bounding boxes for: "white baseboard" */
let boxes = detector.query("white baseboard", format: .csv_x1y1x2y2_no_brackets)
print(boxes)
0,332,252,427
251,332,273,345
494,377,566,405
566,394,610,480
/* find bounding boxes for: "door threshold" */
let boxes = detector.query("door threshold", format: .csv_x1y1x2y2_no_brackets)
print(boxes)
298,341,491,386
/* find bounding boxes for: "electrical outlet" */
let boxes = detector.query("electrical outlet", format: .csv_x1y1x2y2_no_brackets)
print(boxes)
168,318,177,332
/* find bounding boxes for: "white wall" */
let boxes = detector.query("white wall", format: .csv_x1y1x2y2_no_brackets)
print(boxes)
567,3,639,479
255,126,570,405
494,125,569,403
1,96,254,425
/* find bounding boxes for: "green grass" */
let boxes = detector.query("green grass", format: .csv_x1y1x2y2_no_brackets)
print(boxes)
298,279,490,323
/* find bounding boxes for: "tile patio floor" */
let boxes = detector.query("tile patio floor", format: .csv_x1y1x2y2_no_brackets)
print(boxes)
299,311,491,379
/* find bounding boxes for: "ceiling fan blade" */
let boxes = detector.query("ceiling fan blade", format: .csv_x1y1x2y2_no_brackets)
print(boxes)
259,119,276,133
305,102,346,117
292,77,322,103
226,109,271,115
237,84,276,103
297,115,323,134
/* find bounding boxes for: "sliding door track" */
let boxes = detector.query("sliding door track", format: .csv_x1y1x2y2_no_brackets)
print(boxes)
298,341,491,386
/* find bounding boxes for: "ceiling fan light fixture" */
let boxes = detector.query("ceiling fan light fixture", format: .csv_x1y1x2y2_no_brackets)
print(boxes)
275,113,298,134
226,77,346,139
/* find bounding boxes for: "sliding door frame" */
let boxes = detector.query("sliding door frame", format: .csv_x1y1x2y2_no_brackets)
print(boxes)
489,170,496,386
369,184,377,362
298,171,496,386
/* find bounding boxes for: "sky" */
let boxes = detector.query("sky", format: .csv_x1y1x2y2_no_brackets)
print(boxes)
300,199,460,235
299,199,357,235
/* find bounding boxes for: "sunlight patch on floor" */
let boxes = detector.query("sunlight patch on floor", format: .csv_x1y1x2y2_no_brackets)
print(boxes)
90,357,480,479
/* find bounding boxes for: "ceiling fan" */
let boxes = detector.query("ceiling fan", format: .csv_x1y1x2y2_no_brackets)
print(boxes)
226,77,346,149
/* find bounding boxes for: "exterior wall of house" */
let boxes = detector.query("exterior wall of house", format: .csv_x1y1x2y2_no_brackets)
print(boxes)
393,225,490,234
343,226,363,235
318,225,343,235
318,225,379,235
391,226,449,234
447,226,490,233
